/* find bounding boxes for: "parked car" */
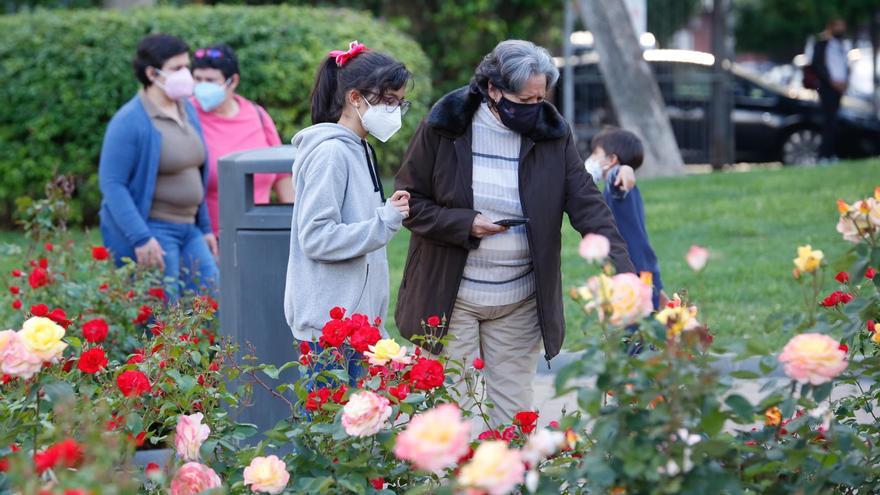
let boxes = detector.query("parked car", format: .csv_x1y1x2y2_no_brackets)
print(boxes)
554,49,880,164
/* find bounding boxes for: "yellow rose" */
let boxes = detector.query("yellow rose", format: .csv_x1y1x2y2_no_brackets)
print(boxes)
18,317,67,362
364,339,408,367
764,406,782,427
793,245,823,273
458,441,524,495
871,331,880,345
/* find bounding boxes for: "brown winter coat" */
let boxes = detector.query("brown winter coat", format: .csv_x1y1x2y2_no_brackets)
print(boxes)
394,86,635,361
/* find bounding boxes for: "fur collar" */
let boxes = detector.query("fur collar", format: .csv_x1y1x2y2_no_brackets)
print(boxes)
426,86,568,142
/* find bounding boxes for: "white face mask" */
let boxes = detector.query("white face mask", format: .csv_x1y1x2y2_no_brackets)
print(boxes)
357,97,402,143
584,157,604,183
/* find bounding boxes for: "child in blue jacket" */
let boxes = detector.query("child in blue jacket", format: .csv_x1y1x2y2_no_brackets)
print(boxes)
585,127,667,309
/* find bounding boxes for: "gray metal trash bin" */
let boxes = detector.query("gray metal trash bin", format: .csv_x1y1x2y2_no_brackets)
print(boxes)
218,145,298,434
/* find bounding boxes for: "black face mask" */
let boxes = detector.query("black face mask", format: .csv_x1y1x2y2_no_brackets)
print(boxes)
491,94,542,135
832,31,845,40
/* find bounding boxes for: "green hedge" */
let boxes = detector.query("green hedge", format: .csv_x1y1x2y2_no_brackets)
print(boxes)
0,5,432,226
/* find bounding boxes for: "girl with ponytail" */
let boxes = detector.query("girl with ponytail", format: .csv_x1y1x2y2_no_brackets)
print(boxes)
283,41,412,378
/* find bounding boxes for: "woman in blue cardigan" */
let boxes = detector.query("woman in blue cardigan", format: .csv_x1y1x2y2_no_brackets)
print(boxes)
99,34,218,297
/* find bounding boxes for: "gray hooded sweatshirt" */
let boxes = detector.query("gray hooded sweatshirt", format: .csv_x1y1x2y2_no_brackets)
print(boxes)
284,123,403,341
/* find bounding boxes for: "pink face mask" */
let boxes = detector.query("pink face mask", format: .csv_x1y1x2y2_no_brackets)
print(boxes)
155,67,195,100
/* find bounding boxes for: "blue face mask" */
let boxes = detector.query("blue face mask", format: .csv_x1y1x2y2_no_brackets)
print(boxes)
194,80,229,112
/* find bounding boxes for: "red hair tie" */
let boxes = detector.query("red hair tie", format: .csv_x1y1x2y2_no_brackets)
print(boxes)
329,41,367,67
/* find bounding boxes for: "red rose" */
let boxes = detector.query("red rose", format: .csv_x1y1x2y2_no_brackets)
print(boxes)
373,316,382,327
473,357,485,370
332,384,348,404
350,314,369,327
28,267,49,289
329,307,346,320
478,429,502,441
82,318,109,343
11,269,22,277
426,315,441,327
835,271,849,284
868,320,876,333
820,291,847,307
127,353,144,365
350,325,381,353
388,383,410,401
133,305,152,325
209,361,220,372
99,283,109,292
91,246,110,261
319,319,348,348
77,348,108,374
35,439,83,473
47,308,71,328
370,478,384,490
129,431,147,447
44,243,53,252
305,388,331,411
145,462,161,475
147,287,167,301
840,293,854,304
839,343,849,353
38,258,48,269
514,411,539,434
866,267,877,279
410,358,445,390
194,295,218,313
8,286,19,295
549,420,559,429
117,370,151,397
31,303,49,316
501,425,519,441
299,341,312,356
11,300,21,310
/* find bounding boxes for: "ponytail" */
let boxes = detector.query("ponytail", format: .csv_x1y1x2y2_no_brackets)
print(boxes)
308,44,412,125
310,57,341,125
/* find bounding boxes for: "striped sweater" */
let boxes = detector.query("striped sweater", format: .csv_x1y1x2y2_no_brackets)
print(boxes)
458,103,536,306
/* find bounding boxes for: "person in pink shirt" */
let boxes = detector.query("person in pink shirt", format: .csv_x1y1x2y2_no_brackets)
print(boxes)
191,43,295,238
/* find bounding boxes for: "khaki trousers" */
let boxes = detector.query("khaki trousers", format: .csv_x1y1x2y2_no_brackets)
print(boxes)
443,295,542,428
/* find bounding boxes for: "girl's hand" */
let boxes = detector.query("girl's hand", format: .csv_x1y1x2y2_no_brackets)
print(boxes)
135,237,166,271
389,190,411,218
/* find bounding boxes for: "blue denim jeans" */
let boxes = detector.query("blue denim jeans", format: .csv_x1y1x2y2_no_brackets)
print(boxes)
301,341,365,390
147,219,219,298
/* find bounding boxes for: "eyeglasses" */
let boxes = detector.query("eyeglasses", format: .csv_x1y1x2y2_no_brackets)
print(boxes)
367,93,412,115
195,48,224,59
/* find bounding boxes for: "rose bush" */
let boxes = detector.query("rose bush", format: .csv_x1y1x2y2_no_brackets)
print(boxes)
3,180,880,494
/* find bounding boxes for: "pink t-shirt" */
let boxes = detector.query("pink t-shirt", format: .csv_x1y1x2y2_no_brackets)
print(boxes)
194,94,287,237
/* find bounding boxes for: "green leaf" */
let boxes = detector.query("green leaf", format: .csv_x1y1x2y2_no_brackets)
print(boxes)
700,406,727,436
65,336,82,349
812,382,833,402
261,365,280,380
42,380,75,406
725,394,754,422
729,370,761,379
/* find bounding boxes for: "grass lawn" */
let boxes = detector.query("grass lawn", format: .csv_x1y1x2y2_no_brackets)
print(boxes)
384,159,879,349
2,159,877,349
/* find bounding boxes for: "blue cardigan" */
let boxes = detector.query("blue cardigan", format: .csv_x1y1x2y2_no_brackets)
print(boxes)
98,94,212,265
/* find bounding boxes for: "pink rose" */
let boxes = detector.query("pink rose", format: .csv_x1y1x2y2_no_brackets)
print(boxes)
243,455,290,494
169,462,222,495
175,413,211,461
778,333,848,385
606,273,654,326
394,404,471,472
0,330,43,380
341,390,392,437
685,245,709,272
836,216,864,244
579,234,610,263
458,441,525,495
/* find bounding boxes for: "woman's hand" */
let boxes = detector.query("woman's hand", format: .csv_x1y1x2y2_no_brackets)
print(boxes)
614,165,636,192
470,213,507,239
204,233,219,262
135,237,166,271
389,190,411,218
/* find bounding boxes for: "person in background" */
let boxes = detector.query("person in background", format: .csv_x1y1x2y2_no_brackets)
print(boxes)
99,34,218,297
585,127,666,310
283,41,412,381
811,18,850,162
191,43,294,238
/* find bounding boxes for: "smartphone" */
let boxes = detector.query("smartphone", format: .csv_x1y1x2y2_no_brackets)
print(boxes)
494,218,530,227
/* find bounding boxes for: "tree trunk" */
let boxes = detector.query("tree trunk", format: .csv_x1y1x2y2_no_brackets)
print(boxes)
104,0,155,9
577,0,685,177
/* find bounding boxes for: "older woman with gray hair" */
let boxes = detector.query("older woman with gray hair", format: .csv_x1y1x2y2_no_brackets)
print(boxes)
394,39,634,425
